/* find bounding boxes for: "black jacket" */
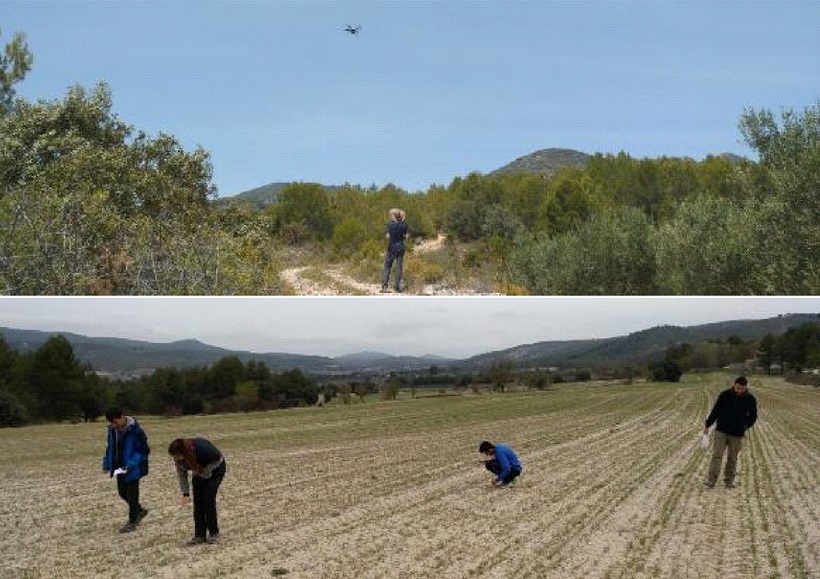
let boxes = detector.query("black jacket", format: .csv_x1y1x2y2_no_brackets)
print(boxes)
705,388,758,437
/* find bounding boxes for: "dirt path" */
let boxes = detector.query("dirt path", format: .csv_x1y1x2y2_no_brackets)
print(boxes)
280,234,501,296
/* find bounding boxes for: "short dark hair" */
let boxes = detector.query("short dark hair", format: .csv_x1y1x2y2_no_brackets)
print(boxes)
734,376,748,387
478,441,494,454
105,407,124,422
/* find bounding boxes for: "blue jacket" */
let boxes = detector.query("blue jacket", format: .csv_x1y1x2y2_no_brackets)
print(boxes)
102,417,150,482
493,443,522,483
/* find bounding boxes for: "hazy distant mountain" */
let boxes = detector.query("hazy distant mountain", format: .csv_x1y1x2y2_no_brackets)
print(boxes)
713,152,748,165
1,313,815,377
0,328,451,377
463,313,818,369
221,182,340,209
334,351,454,372
489,148,592,177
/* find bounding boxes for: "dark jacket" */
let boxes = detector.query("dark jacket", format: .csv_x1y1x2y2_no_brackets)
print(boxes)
386,220,408,249
705,388,758,437
175,438,225,495
102,417,150,482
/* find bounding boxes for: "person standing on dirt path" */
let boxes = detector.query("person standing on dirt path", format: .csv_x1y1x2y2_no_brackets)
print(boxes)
381,208,408,293
169,437,227,546
479,440,523,487
102,407,150,533
703,376,758,489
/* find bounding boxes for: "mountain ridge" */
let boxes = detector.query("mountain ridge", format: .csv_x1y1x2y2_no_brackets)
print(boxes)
2,313,815,377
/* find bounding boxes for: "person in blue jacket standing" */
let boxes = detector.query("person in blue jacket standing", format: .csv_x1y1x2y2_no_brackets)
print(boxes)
102,407,150,533
479,440,523,487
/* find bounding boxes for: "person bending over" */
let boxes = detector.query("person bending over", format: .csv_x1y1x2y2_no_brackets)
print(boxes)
169,437,227,545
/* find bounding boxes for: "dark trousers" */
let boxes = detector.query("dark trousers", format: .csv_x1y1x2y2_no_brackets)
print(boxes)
192,463,225,538
485,459,522,485
382,245,405,288
116,477,142,523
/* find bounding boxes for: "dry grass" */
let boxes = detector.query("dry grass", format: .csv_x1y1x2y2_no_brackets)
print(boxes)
0,375,817,578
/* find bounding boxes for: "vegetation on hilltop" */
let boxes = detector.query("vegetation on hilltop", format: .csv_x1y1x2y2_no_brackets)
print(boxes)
1,30,817,294
2,321,817,426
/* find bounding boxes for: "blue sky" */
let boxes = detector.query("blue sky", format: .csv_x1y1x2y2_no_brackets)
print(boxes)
3,0,818,196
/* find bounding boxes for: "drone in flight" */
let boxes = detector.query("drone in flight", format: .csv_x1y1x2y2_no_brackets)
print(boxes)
344,24,361,35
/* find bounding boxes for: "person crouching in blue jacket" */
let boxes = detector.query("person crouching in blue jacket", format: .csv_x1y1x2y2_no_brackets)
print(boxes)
102,407,150,533
479,440,522,487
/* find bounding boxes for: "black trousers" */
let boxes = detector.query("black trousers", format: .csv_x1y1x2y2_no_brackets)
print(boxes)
381,245,405,288
192,462,226,538
485,459,522,485
116,477,142,523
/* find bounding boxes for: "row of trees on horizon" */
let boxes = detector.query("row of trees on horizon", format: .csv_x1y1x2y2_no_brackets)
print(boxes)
1,323,817,427
0,29,817,294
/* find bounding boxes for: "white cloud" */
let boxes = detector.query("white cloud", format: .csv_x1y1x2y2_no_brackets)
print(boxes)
1,296,817,359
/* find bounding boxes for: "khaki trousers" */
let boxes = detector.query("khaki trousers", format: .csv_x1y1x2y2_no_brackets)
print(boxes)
706,430,743,485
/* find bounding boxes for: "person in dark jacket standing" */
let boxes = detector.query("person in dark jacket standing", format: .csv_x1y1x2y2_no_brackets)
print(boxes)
169,437,226,545
703,376,758,488
479,440,523,487
381,208,408,293
102,407,150,533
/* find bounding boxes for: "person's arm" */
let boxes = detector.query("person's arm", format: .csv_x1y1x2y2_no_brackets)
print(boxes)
746,396,758,429
176,462,190,496
102,429,112,473
124,427,148,475
495,448,511,483
704,392,723,432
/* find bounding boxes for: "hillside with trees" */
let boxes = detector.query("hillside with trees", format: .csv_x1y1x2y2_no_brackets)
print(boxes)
1,315,817,426
1,29,818,295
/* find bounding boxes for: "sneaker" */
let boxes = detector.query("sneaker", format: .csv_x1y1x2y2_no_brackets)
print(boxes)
119,522,138,533
703,481,715,488
184,536,207,546
207,533,220,544
394,286,402,293
380,285,389,293
725,481,736,489
137,508,149,523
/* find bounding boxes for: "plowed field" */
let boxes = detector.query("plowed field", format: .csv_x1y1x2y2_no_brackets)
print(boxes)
1,375,817,578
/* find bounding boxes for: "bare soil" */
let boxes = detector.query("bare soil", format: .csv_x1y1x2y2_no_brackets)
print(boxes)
0,376,817,578
280,235,502,296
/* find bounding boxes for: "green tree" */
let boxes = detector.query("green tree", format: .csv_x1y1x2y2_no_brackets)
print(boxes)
0,51,279,294
540,169,597,235
207,356,245,400
650,360,683,382
0,389,27,427
654,195,768,294
0,29,33,115
487,358,514,393
382,375,402,400
26,335,86,420
739,103,820,292
332,217,368,256
510,206,655,294
275,183,334,242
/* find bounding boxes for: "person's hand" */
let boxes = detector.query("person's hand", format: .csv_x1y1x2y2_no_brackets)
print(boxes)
180,495,191,507
113,467,127,476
